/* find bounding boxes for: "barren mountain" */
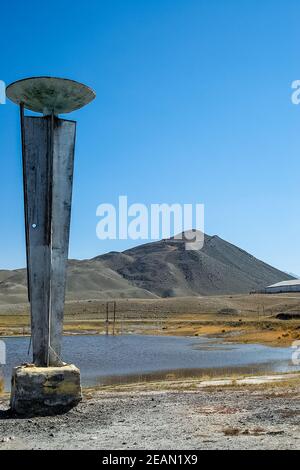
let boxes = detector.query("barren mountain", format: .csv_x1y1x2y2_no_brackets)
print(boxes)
0,232,293,304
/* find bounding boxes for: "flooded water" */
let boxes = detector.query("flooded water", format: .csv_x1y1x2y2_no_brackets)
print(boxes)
1,334,299,391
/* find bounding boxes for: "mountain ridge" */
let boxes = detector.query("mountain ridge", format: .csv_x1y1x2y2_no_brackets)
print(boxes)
0,232,293,304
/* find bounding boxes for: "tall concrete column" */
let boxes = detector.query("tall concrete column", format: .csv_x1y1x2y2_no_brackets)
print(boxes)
7,76,95,415
7,76,95,367
22,115,76,366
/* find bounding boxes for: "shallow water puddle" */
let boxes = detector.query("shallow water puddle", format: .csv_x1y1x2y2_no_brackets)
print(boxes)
2,334,299,391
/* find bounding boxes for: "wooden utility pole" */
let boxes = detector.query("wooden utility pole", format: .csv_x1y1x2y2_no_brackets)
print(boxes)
112,301,116,336
105,302,109,335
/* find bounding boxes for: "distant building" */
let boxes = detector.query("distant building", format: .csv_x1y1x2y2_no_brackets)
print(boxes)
265,280,300,294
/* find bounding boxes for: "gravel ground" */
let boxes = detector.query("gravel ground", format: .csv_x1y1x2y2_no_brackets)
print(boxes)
0,384,299,450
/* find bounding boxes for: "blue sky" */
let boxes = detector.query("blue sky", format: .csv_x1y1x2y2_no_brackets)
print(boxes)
0,0,299,274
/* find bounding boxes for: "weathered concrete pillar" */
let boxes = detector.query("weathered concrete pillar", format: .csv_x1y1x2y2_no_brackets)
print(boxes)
22,115,76,366
6,77,95,415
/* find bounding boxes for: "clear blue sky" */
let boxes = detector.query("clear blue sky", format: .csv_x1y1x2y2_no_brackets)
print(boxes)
0,0,299,274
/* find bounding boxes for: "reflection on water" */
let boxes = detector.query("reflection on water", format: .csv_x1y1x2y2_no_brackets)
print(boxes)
98,363,291,388
2,334,299,391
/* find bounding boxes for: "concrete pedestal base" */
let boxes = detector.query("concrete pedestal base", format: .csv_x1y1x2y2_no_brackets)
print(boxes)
10,364,82,416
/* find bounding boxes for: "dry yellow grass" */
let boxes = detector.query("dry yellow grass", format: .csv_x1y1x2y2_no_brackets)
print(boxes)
83,371,300,394
162,315,300,346
0,293,299,346
0,376,4,395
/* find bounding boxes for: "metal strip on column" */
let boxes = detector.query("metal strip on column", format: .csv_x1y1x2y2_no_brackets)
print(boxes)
49,118,76,365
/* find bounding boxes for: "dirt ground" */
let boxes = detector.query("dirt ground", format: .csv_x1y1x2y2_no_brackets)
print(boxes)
0,376,299,450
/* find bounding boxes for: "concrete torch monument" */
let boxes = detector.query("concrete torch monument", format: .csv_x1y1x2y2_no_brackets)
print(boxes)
6,77,96,415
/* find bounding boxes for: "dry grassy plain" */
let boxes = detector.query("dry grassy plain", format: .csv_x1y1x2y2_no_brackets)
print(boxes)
0,293,300,346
